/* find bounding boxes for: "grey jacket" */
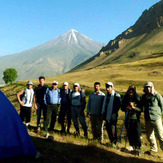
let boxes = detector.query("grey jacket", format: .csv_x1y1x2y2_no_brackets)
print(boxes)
87,91,105,115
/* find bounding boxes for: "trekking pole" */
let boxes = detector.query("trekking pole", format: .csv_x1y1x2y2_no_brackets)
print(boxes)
116,110,128,149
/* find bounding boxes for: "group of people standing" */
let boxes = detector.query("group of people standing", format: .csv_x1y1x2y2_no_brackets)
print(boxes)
17,76,163,156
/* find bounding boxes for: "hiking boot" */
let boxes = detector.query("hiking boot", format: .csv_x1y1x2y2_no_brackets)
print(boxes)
138,149,142,156
45,132,50,138
126,146,134,151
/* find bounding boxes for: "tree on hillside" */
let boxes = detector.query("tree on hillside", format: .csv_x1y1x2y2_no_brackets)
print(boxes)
3,68,18,84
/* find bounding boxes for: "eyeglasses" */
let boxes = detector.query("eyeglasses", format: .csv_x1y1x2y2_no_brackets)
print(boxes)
52,83,57,85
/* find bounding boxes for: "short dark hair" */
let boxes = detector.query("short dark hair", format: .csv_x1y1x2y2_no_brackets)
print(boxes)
94,82,101,86
39,76,45,80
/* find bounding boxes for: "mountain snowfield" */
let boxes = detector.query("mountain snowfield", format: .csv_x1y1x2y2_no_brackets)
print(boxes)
0,29,105,83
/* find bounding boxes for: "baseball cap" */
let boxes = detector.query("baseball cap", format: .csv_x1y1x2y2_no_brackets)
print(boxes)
63,82,69,86
106,82,114,87
73,83,80,87
144,82,153,87
52,81,58,85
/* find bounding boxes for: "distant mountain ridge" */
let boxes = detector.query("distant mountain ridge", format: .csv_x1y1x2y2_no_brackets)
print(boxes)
0,29,105,83
70,0,163,72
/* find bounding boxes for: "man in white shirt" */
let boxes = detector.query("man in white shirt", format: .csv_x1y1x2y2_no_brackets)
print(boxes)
17,80,34,129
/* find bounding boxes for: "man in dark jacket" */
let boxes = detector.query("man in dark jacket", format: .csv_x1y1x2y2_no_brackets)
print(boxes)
58,82,72,134
34,76,48,131
101,82,121,145
121,85,142,155
141,82,163,155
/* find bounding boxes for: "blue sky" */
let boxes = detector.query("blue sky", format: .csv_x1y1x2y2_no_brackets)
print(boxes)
0,0,161,56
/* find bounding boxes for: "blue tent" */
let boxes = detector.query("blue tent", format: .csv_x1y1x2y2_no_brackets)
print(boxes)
0,90,37,159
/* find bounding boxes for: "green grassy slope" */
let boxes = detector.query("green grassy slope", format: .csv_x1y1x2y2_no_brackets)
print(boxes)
43,56,163,95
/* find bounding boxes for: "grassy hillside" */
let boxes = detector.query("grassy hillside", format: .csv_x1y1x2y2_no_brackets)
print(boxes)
70,27,163,72
37,56,163,96
0,77,163,162
70,0,163,72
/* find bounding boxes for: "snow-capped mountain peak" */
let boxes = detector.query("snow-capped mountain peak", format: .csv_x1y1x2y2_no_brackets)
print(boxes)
68,29,78,44
0,29,105,83
34,29,105,50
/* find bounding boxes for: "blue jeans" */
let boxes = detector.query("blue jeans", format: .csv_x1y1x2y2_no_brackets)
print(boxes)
71,106,87,132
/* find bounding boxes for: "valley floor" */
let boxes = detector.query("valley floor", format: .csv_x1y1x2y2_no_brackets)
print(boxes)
0,84,163,163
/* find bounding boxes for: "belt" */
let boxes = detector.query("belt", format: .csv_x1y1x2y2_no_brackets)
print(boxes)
71,105,82,107
47,103,58,105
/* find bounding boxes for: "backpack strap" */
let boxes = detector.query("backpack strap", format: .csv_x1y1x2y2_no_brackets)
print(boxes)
80,91,83,105
57,88,60,104
46,88,50,100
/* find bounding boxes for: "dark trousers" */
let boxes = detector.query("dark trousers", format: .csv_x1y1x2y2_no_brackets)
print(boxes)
36,103,47,128
58,106,71,130
44,104,58,132
106,121,117,144
20,106,31,123
126,119,141,149
71,106,88,133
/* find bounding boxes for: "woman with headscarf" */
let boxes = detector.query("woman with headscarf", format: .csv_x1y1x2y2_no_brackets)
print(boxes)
121,85,142,155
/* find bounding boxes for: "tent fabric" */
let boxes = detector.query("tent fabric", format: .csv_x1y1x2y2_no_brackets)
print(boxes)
0,90,37,159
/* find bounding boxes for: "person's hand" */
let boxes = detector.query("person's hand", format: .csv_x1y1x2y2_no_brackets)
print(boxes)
32,108,35,113
129,102,135,109
87,112,90,117
126,105,132,110
20,101,24,106
34,103,38,110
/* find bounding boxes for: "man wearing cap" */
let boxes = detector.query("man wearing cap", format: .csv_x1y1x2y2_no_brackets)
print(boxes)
34,76,48,131
58,82,72,133
141,82,163,155
44,81,61,135
101,82,121,146
70,83,88,137
17,80,34,129
87,82,105,142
